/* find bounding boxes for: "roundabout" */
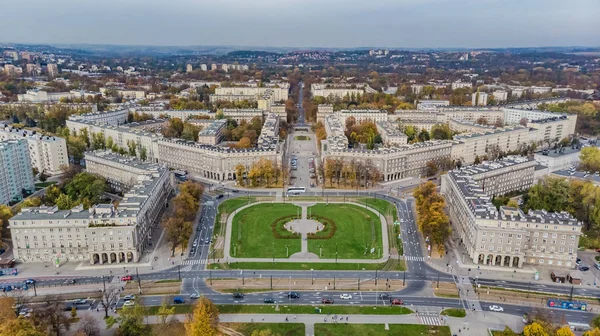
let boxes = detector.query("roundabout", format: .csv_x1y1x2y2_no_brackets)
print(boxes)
224,201,390,264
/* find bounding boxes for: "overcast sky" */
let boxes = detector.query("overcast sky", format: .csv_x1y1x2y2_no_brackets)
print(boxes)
1,0,599,48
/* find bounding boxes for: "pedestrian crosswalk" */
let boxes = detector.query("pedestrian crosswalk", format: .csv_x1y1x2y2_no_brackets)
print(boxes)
419,315,444,326
182,259,206,265
402,255,425,262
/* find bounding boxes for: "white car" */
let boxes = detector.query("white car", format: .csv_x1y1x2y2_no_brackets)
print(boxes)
489,305,503,312
123,300,135,307
339,293,352,300
123,295,135,300
190,293,200,299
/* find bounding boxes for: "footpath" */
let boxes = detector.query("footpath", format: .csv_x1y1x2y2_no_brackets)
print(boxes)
68,310,524,336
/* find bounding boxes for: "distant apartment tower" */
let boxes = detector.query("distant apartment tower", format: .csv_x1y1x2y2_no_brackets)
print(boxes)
46,63,59,77
186,64,193,73
211,63,218,71
493,90,508,102
200,64,208,71
0,140,35,204
472,92,488,106
222,64,229,72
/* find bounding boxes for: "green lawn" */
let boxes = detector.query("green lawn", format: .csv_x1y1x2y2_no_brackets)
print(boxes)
440,308,466,317
314,324,451,336
210,261,394,270
307,204,383,259
217,304,412,315
221,323,305,336
294,135,309,140
35,181,57,188
359,198,398,222
230,203,301,258
215,197,256,240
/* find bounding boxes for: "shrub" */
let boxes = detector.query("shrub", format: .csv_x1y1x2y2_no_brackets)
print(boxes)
271,215,301,239
307,215,337,240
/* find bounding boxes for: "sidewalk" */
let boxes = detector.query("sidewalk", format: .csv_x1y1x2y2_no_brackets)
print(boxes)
68,310,524,336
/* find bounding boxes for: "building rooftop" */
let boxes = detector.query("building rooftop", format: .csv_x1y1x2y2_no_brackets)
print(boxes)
0,123,65,143
198,119,227,136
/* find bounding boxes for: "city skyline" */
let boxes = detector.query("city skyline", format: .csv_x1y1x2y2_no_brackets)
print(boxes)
1,0,599,49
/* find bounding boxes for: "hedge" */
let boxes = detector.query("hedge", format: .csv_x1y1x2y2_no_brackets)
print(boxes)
307,215,337,240
271,215,301,239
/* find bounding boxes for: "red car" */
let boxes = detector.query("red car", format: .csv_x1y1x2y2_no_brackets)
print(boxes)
391,299,403,305
121,275,132,281
322,298,334,304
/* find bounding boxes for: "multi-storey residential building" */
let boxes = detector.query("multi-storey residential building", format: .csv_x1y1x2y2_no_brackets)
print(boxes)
213,84,289,102
197,119,227,145
472,92,489,106
451,81,473,90
130,108,213,120
65,120,162,162
0,140,35,204
100,88,146,99
534,146,582,172
157,139,282,181
448,119,496,133
416,100,451,110
339,109,388,123
46,63,59,77
493,90,508,102
257,114,280,150
441,158,582,268
186,64,193,73
527,115,577,145
376,121,408,146
438,107,505,125
68,109,129,126
0,124,68,175
9,154,173,264
222,109,264,123
451,126,530,165
84,150,164,191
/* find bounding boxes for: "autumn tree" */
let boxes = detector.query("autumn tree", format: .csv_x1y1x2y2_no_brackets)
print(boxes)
523,322,548,336
77,314,99,336
555,325,575,336
413,182,450,254
33,297,72,336
157,298,176,325
430,124,453,140
106,303,150,336
184,297,220,336
580,146,600,173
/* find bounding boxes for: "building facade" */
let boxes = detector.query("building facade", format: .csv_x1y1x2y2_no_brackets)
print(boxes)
0,140,35,204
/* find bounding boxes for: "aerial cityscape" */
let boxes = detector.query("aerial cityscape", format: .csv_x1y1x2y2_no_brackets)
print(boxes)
0,1,600,336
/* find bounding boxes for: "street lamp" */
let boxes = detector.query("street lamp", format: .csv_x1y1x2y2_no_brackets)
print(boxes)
335,243,338,263
272,242,275,264
285,244,289,258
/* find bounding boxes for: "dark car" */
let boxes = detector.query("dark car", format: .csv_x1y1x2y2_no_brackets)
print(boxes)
263,297,275,303
391,299,403,305
216,195,224,199
379,293,391,301
63,279,75,285
287,292,300,299
321,298,334,304
231,190,239,193
580,266,590,272
173,297,184,304
232,292,244,299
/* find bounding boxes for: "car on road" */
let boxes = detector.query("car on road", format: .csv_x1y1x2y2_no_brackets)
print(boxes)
123,300,135,307
190,293,200,299
263,297,275,303
193,240,198,247
339,294,352,300
391,299,403,305
232,292,244,299
216,195,224,199
205,238,210,244
19,308,32,317
231,190,239,193
287,292,300,299
489,305,504,312
379,294,391,301
121,275,132,281
579,265,590,272
173,297,185,304
73,299,87,305
63,279,75,285
321,298,334,304
123,295,135,300
24,279,35,284
576,258,582,265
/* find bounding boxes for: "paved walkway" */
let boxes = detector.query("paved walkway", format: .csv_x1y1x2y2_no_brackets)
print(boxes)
223,201,390,264
68,310,525,336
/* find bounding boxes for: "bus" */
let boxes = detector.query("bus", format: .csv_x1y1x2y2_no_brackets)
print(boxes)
286,187,306,196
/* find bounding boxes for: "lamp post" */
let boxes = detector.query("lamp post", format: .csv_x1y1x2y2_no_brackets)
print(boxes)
272,242,275,264
285,245,289,258
335,243,338,263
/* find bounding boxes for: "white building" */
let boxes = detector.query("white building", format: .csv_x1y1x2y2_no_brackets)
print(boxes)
451,81,473,90
472,92,489,106
0,140,35,204
534,146,582,173
68,109,129,126
493,90,508,102
0,124,68,175
197,119,227,146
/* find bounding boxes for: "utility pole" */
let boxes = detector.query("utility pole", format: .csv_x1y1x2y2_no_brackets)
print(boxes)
403,271,406,286
570,285,574,301
437,274,440,289
242,271,244,285
335,243,338,263
178,265,181,280
270,275,273,290
136,267,142,294
375,270,378,286
210,269,212,285
32,281,37,296
358,276,360,290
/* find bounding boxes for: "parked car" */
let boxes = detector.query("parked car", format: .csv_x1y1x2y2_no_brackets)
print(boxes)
121,275,132,281
216,195,224,199
123,295,135,300
123,300,135,307
173,297,185,304
232,293,244,299
391,299,403,305
576,258,582,265
263,297,275,303
489,305,504,312
73,299,87,305
63,279,75,285
287,292,300,299
321,298,334,304
24,279,35,285
580,266,590,272
339,293,352,300
379,294,391,301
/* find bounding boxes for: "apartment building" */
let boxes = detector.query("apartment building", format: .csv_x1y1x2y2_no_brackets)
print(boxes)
257,114,280,150
438,107,505,125
68,109,129,126
451,81,473,90
9,153,173,264
197,119,227,145
213,84,289,102
472,92,489,106
0,140,35,204
416,100,451,110
222,109,264,123
46,63,59,77
130,108,213,120
527,115,577,145
339,109,388,124
157,139,282,181
0,124,68,175
441,159,582,269
310,83,375,100
448,119,496,133
376,121,408,146
100,88,146,99
451,126,530,165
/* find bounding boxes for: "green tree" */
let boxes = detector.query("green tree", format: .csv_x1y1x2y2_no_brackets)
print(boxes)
106,303,150,336
71,306,77,319
67,135,88,162
56,193,76,210
181,123,201,141
45,185,62,205
139,147,147,161
184,297,219,336
157,299,175,325
22,197,42,207
430,124,453,140
580,146,600,173
63,172,107,208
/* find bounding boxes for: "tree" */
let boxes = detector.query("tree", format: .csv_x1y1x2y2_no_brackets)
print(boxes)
22,197,42,208
44,185,61,205
555,326,575,336
55,193,76,210
523,322,548,336
0,205,13,228
163,217,185,256
66,135,88,162
430,124,453,140
106,303,150,336
33,297,72,336
235,164,246,186
237,137,252,148
584,328,600,336
580,146,600,173
181,123,201,142
157,298,176,325
425,161,439,177
592,314,600,329
520,117,529,126
417,128,430,142
475,117,488,125
507,199,519,208
70,307,77,319
99,286,119,319
179,181,204,201
493,327,518,336
63,172,107,208
127,140,137,157
184,297,219,336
